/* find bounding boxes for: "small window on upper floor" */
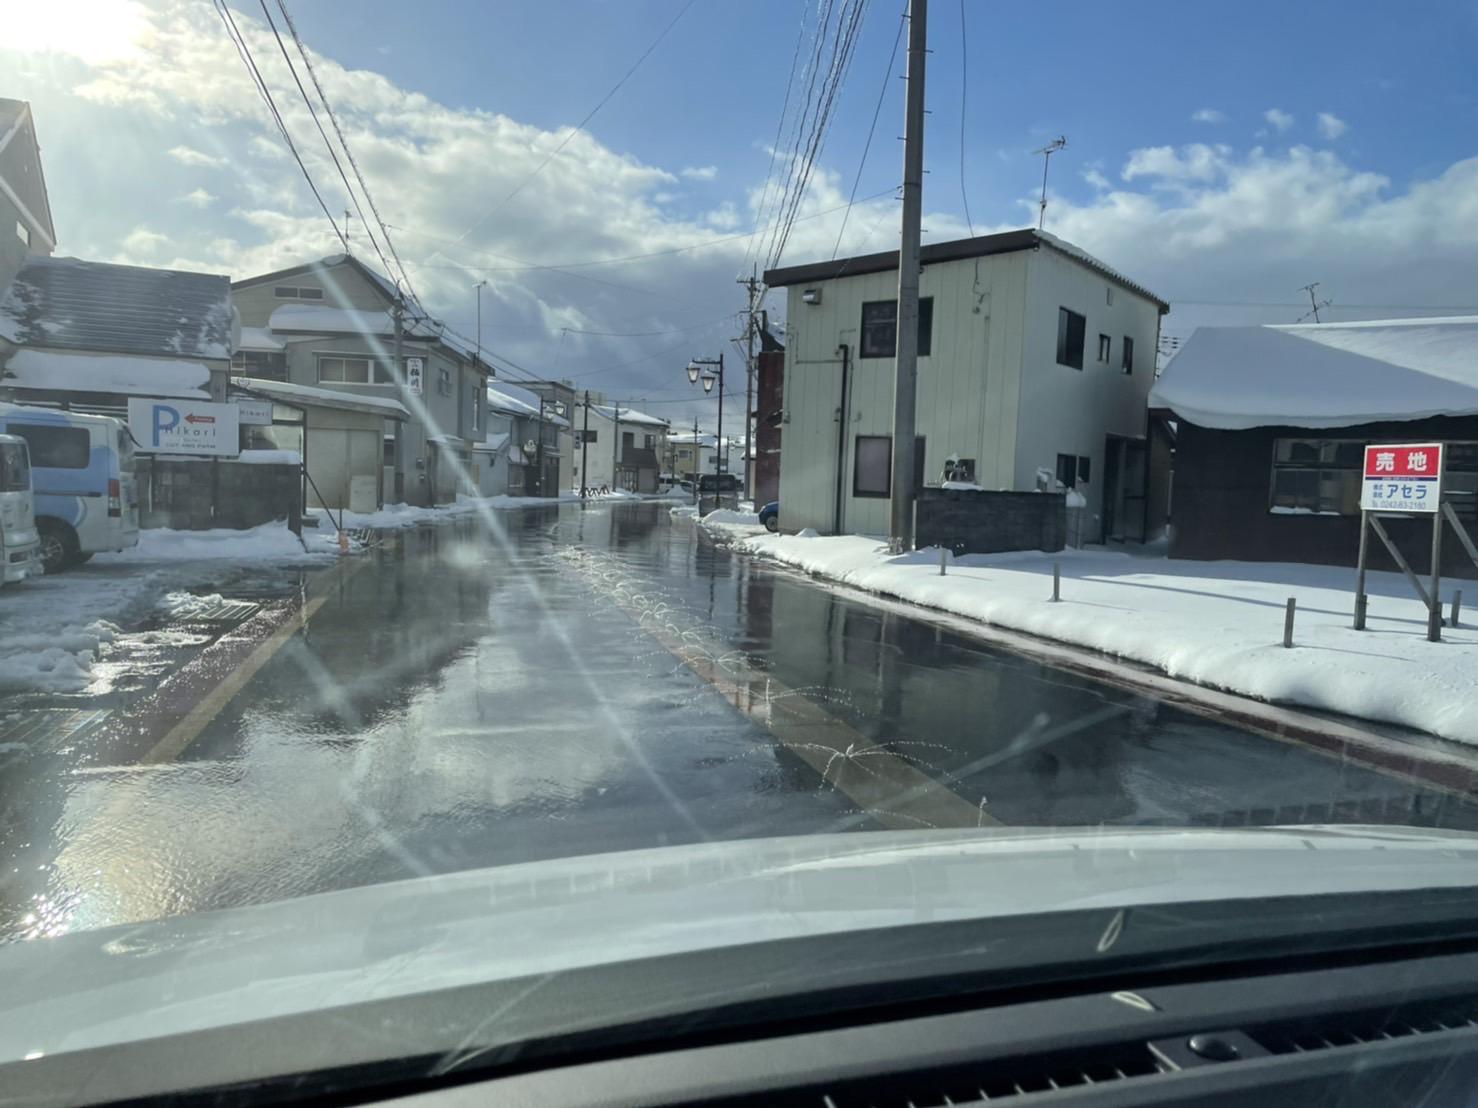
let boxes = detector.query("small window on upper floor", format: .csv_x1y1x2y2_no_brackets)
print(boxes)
15,221,29,246
1106,286,1114,306
859,298,933,358
1097,334,1111,363
273,286,326,301
1056,308,1086,370
1122,335,1135,375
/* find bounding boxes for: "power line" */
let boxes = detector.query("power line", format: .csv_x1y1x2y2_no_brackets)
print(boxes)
273,0,418,303
256,0,393,279
212,0,346,251
833,4,905,258
437,0,701,257
957,0,974,237
742,1,811,273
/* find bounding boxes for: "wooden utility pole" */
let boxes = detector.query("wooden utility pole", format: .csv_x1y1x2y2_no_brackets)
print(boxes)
580,390,590,499
739,266,759,498
889,0,927,552
611,400,621,491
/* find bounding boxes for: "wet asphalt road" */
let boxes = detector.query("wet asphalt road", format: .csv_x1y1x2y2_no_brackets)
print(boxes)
4,500,1478,942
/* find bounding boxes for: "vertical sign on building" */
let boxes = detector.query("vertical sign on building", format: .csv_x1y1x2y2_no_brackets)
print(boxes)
1360,443,1443,513
405,356,424,395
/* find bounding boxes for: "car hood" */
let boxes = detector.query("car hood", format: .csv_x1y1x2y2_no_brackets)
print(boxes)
4,824,1478,1063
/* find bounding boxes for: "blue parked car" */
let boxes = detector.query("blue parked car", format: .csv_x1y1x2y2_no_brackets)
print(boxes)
758,501,780,532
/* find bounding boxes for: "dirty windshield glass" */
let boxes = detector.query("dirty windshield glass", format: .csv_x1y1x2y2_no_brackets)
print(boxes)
2,0,1478,1094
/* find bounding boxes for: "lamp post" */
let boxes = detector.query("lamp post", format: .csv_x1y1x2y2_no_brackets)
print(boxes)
474,280,487,367
686,353,724,502
535,395,565,497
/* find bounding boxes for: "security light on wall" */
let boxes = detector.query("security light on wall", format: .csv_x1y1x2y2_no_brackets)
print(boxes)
686,362,701,385
802,288,821,305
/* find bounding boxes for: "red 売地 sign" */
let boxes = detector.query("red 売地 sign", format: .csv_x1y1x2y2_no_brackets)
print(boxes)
1360,443,1444,513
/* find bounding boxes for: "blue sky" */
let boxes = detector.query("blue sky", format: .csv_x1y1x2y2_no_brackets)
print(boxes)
6,0,1478,421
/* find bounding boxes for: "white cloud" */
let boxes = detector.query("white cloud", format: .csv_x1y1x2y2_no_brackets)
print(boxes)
680,165,718,181
1122,144,1232,183
1264,108,1295,132
120,226,169,257
1191,108,1226,124
5,0,149,64
1317,112,1348,140
167,145,226,169
178,188,216,209
1082,167,1111,191
247,135,287,161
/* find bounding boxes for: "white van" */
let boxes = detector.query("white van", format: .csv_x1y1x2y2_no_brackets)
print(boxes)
0,404,139,573
0,434,40,584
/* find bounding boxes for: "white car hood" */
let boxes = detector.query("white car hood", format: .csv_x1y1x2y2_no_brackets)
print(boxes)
3,824,1478,1064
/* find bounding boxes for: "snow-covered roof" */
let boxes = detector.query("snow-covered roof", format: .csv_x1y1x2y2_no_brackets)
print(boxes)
267,304,395,337
486,382,570,425
0,256,233,359
2,349,212,398
231,376,410,420
591,403,668,429
236,326,284,353
1149,317,1478,430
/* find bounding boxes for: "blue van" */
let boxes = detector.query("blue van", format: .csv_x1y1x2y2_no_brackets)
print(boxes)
0,404,139,572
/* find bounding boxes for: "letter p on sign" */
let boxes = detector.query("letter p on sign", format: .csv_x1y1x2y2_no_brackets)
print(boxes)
152,404,180,446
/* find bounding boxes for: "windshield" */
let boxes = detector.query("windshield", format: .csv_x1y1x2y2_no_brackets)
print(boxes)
0,441,29,492
4,0,1478,1098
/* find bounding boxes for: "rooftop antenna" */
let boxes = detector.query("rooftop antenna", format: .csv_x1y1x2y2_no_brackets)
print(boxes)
1297,282,1332,323
1034,136,1067,230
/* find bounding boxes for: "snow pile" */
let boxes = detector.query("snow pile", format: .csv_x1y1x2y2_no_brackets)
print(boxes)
940,480,986,491
0,620,119,695
337,493,579,530
737,535,1478,743
701,508,762,528
236,449,301,466
669,505,700,519
2,349,211,398
108,521,339,563
158,592,226,619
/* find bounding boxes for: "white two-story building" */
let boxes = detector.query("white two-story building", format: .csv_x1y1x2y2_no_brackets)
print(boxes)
763,228,1169,541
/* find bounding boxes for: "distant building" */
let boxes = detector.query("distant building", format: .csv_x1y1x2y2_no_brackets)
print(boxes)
664,429,729,480
232,254,493,506
485,381,570,497
572,399,669,493
763,228,1168,540
1150,317,1478,576
752,326,785,505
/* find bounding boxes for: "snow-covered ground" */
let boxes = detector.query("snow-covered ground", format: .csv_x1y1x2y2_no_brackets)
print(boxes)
0,522,339,696
736,534,1478,744
330,492,580,530
697,507,764,534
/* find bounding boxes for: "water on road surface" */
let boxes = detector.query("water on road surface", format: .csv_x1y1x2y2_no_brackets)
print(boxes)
4,501,1477,942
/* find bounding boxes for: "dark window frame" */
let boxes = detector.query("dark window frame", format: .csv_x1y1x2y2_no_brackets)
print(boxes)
1268,437,1365,516
8,424,90,469
859,298,934,359
854,435,893,497
1056,308,1086,370
1122,335,1135,375
1097,333,1112,363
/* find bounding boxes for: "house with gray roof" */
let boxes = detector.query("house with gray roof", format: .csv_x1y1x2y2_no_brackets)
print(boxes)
0,98,55,292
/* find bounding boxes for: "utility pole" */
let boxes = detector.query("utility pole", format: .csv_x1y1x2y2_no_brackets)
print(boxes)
580,390,590,499
738,266,759,498
475,280,486,366
392,289,406,503
889,0,927,553
1034,136,1067,231
612,400,621,492
692,417,700,506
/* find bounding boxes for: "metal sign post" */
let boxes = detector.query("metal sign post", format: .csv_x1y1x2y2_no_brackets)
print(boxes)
1352,442,1478,642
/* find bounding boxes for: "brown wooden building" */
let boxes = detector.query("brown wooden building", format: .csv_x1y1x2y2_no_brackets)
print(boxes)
1151,319,1478,578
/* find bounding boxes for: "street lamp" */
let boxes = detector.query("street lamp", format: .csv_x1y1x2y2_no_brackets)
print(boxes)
685,353,724,501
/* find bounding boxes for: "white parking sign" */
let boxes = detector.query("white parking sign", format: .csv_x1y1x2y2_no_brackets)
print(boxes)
127,399,240,457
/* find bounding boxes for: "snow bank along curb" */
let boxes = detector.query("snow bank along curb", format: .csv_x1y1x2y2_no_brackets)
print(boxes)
736,534,1478,745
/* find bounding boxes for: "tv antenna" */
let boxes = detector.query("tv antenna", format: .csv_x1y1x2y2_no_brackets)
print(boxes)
1034,136,1067,230
1297,282,1332,323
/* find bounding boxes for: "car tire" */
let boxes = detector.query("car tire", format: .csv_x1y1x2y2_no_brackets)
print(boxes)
36,521,79,574
764,514,779,532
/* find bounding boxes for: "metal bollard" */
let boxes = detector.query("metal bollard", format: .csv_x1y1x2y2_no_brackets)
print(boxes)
939,547,947,576
1051,561,1061,603
1353,592,1367,631
1453,590,1463,629
1283,597,1296,648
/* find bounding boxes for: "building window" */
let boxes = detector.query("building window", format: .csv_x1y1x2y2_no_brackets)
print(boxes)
1097,334,1111,363
859,298,934,358
15,221,29,246
438,367,452,395
1122,335,1135,374
622,431,634,450
1056,308,1086,370
273,286,325,300
1106,286,1114,306
854,435,892,497
644,433,655,450
1269,438,1364,515
8,424,89,469
317,355,391,384
582,428,598,444
1055,453,1092,489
